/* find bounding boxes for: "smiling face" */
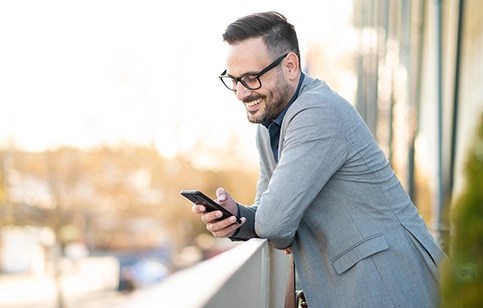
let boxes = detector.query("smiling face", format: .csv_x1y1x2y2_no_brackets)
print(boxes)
225,38,299,124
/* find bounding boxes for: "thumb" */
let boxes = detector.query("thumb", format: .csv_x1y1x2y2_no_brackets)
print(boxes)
216,187,227,202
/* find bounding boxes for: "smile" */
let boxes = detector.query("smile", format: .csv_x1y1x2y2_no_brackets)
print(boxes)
246,98,262,108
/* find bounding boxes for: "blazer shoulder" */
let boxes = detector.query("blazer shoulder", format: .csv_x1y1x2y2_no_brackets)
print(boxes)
287,76,354,120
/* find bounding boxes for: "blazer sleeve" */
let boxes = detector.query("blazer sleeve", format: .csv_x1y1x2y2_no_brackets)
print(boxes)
229,125,273,241
254,93,349,249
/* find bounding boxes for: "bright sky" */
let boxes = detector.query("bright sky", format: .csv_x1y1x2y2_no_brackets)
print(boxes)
0,0,353,167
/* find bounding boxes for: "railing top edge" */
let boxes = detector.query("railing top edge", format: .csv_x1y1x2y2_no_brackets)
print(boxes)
118,238,269,308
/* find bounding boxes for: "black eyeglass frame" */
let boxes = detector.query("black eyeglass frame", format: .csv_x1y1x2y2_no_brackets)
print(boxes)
219,53,289,92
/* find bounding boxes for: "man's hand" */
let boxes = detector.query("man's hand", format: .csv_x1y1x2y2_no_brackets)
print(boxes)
192,187,245,237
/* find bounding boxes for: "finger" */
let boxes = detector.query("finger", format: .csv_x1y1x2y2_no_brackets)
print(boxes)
211,216,246,237
191,203,206,214
200,210,223,224
211,221,241,237
216,187,227,202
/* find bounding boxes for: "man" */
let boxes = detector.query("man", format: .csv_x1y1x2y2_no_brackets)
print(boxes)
192,11,446,307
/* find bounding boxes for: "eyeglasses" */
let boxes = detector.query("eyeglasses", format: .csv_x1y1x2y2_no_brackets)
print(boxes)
219,53,289,92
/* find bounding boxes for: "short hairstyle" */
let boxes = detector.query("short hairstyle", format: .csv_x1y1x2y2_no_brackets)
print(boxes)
222,11,300,63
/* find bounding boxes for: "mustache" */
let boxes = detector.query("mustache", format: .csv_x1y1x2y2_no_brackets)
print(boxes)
242,95,264,103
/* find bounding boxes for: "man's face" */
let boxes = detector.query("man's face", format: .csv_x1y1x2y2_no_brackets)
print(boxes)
224,38,293,124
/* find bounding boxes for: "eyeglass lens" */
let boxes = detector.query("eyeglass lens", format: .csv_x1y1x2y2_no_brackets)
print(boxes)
219,53,288,91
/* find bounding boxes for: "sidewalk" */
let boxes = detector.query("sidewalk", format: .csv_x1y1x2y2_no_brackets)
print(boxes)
0,273,126,307
0,257,121,307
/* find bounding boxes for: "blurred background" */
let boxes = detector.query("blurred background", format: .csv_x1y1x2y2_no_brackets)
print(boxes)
0,0,481,307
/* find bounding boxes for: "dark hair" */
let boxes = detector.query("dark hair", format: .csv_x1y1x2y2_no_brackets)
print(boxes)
222,11,300,63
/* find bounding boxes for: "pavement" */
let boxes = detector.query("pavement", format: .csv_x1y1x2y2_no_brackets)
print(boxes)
0,257,124,308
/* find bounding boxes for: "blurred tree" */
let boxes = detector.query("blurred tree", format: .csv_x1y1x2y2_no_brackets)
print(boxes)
440,113,483,307
0,154,5,204
0,151,5,271
0,143,257,254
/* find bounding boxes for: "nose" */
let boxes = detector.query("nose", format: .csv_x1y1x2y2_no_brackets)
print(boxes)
235,82,251,101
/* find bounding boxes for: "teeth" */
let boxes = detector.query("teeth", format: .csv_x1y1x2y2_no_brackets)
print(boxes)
246,98,262,107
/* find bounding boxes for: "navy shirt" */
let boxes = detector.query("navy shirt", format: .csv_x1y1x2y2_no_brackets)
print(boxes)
263,73,305,162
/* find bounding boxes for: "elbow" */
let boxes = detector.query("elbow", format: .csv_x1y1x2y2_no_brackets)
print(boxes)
255,220,293,249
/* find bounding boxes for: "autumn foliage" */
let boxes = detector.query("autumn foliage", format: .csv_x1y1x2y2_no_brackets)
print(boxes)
0,144,258,253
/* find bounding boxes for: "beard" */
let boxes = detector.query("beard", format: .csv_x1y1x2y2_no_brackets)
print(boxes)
246,76,293,124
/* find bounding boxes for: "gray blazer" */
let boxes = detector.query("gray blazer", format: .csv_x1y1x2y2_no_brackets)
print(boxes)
232,75,447,307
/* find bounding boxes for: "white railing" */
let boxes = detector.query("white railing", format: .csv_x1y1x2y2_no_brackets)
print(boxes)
119,238,290,308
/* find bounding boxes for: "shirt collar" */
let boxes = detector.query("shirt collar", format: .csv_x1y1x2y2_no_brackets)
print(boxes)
263,73,305,128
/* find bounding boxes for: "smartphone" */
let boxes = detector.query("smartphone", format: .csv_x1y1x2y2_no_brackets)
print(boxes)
180,190,241,224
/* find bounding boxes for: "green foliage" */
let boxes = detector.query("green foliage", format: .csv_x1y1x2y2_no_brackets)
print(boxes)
440,113,483,307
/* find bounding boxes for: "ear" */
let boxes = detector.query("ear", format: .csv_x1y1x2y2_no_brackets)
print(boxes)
284,52,300,81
